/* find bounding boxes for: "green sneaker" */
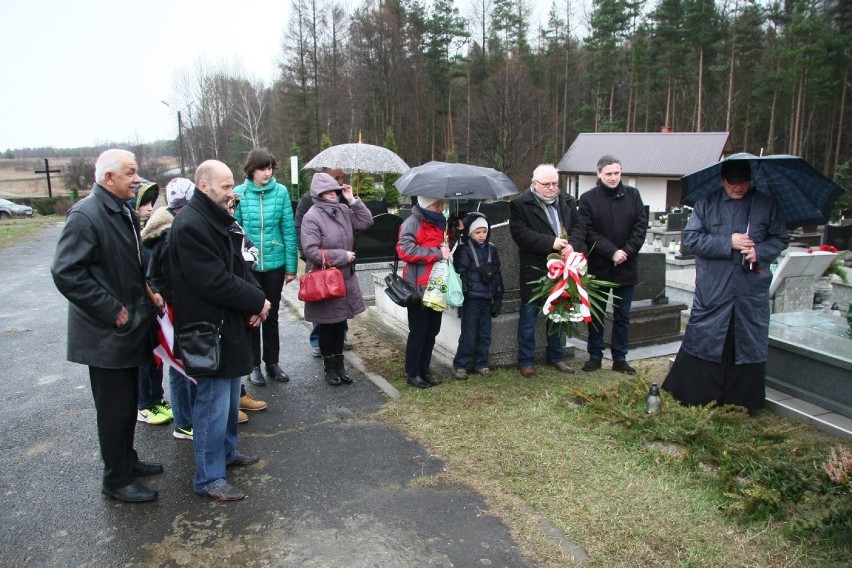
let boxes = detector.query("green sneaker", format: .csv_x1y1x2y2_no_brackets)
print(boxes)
173,426,193,440
137,408,171,425
153,400,174,420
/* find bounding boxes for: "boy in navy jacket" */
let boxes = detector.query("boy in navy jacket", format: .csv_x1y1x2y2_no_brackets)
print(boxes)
452,212,504,379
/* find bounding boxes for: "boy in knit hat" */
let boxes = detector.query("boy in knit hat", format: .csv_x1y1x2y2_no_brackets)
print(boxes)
451,211,504,379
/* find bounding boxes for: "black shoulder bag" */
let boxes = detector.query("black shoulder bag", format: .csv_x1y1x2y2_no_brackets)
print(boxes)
384,252,421,307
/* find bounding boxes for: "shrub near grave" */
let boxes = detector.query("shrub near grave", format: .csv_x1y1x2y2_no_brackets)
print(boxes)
569,379,852,553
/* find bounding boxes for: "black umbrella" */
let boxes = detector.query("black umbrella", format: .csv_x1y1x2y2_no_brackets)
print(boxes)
680,153,846,228
394,161,518,200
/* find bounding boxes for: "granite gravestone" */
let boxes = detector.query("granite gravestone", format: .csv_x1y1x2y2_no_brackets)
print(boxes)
824,224,852,251
770,250,838,313
353,212,403,301
488,222,520,313
354,213,402,263
363,200,389,216
477,201,511,225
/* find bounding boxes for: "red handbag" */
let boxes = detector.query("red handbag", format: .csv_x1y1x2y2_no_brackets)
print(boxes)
298,249,346,302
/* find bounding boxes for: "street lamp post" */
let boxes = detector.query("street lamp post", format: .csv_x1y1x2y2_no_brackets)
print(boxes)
161,100,187,176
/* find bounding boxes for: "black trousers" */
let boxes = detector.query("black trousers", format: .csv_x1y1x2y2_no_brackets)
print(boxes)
250,267,286,367
318,321,346,357
405,304,443,378
89,366,140,489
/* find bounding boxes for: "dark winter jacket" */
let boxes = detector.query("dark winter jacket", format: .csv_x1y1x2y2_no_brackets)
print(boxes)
681,187,789,364
509,187,585,301
51,184,152,368
301,192,374,324
453,212,504,300
578,180,647,285
141,205,177,303
169,190,267,378
397,205,446,296
234,176,298,273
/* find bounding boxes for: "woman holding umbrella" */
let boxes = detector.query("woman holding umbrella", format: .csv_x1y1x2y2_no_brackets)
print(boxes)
397,196,450,389
301,173,374,385
662,160,789,413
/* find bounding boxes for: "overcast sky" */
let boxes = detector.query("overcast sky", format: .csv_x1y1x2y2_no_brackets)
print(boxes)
1,0,560,151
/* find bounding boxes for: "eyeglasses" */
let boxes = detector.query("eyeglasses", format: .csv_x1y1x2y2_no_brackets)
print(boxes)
534,180,559,188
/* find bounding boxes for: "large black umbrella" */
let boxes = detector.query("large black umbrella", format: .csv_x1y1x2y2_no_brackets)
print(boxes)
394,161,518,200
680,153,846,228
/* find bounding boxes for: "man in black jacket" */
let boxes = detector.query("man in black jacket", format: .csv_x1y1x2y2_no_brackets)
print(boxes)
509,164,585,378
52,149,163,503
578,155,647,374
170,160,270,501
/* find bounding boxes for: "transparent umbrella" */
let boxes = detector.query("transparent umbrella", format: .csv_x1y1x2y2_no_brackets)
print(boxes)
303,143,409,175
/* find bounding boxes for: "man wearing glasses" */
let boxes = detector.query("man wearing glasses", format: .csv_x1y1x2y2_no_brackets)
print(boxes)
509,164,585,378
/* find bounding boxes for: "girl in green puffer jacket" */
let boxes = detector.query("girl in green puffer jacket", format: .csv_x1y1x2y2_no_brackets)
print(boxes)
234,148,298,386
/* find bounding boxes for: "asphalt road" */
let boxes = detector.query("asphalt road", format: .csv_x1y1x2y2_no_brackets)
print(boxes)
0,222,536,567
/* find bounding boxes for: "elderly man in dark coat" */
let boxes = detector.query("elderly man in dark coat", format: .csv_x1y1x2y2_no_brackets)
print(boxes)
663,160,789,413
52,148,162,503
578,155,647,374
300,172,374,385
170,159,270,501
509,163,585,378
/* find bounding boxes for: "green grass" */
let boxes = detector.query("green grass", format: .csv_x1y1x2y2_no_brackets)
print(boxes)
0,216,61,247
358,324,850,567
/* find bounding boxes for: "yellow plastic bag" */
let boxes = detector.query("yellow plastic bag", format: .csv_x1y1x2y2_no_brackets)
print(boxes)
422,259,449,312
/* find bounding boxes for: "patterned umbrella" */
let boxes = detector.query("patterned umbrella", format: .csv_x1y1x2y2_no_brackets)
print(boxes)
303,143,409,175
394,161,518,200
680,153,846,228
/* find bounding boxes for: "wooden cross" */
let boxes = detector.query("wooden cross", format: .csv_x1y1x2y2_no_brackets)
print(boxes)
34,158,61,198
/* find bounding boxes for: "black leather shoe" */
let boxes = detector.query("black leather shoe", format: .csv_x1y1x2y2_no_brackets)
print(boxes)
132,461,164,477
266,364,290,383
422,373,441,386
612,361,637,375
248,367,266,386
102,481,158,503
227,453,260,467
406,375,431,389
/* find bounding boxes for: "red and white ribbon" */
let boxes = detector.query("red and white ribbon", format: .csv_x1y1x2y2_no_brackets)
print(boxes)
154,304,196,384
542,247,592,322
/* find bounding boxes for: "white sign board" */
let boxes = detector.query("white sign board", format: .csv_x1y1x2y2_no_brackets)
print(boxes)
769,251,837,297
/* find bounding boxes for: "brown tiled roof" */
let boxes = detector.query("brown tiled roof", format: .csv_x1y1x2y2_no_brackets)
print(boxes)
556,132,731,177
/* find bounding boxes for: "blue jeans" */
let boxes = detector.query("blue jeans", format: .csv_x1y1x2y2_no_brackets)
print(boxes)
169,366,197,430
192,377,241,493
405,304,443,378
453,297,492,370
517,301,564,367
587,285,635,362
310,321,348,349
137,360,164,410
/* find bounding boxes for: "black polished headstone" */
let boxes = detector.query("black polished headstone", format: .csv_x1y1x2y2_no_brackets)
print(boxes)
363,200,389,216
666,211,689,232
824,223,852,251
477,201,510,225
635,252,668,304
354,213,403,263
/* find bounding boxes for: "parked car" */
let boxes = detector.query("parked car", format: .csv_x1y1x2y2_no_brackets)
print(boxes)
0,198,33,220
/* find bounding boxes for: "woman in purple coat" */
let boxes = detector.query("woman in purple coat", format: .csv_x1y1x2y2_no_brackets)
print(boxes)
300,172,374,385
